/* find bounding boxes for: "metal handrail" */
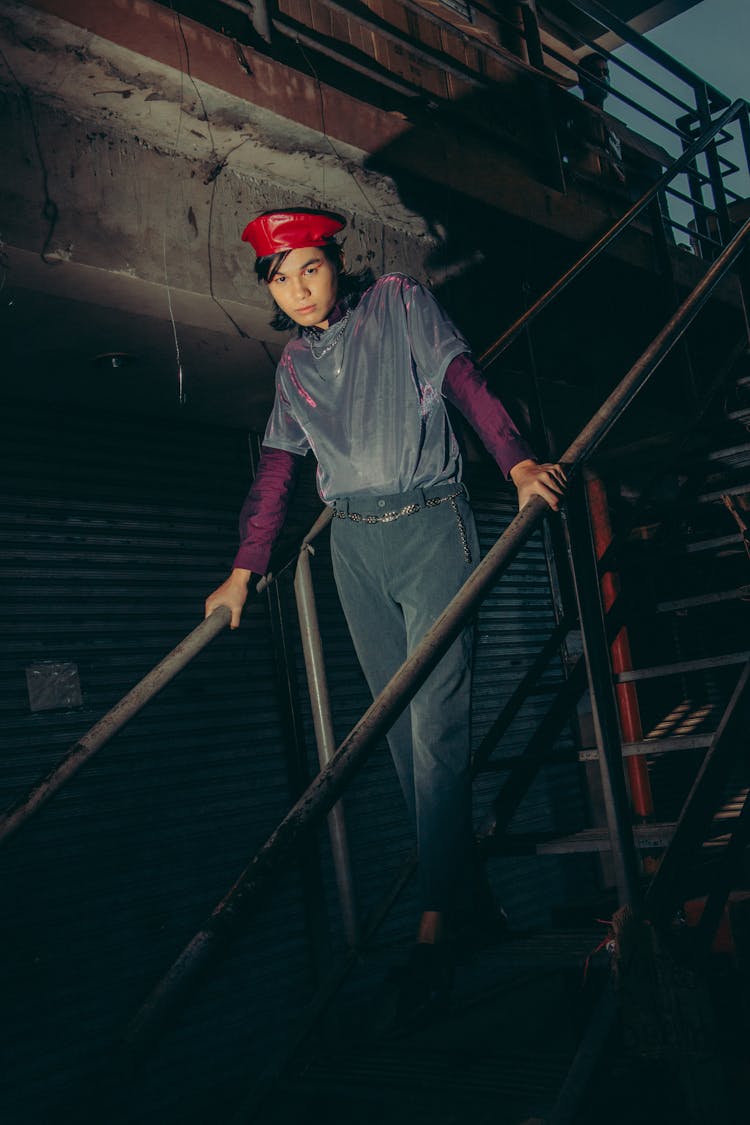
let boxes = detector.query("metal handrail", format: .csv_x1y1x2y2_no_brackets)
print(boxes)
0,511,334,847
118,217,750,1056
479,98,749,371
561,0,730,110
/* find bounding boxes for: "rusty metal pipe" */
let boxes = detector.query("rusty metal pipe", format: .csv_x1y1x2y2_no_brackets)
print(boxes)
0,607,232,846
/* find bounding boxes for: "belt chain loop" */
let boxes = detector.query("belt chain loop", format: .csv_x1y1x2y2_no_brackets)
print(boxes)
448,496,472,564
332,486,470,564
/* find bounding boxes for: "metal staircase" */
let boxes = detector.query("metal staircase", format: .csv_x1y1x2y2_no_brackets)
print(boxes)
3,6,750,1125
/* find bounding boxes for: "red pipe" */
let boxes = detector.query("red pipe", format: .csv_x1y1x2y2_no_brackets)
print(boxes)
586,474,654,818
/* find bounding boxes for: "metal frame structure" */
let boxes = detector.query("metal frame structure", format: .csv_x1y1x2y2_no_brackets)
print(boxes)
3,68,750,1125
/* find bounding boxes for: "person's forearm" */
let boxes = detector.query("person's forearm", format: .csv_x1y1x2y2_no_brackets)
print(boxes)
443,353,536,478
232,446,301,574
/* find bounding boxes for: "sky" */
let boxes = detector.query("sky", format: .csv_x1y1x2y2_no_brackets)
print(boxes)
604,0,750,238
641,0,750,103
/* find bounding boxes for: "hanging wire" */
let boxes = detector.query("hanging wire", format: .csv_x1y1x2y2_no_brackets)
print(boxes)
163,2,191,405
163,233,186,405
0,46,60,265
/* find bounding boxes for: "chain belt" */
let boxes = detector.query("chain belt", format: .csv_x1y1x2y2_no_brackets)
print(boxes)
332,487,472,563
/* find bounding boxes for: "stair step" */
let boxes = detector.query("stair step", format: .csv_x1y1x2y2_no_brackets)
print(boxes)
657,587,750,612
622,532,743,559
685,532,745,554
698,480,750,502
578,733,716,761
538,823,677,854
615,650,750,683
484,735,715,771
489,824,675,855
706,442,750,465
497,819,739,856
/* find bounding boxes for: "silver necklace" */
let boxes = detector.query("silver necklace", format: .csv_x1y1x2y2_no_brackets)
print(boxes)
308,310,351,361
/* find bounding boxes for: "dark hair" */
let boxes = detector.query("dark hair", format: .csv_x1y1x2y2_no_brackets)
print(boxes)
577,51,608,77
255,241,375,332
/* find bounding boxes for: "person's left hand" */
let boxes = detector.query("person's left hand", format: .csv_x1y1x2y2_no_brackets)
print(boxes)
510,459,567,511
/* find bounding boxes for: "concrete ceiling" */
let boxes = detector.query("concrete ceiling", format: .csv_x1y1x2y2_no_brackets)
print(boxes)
0,0,431,432
0,0,712,435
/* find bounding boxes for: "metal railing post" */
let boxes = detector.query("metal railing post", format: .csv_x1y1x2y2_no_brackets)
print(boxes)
294,543,360,947
695,81,732,247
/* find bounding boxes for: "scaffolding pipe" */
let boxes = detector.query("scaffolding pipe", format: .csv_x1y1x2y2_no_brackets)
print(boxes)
0,607,232,846
120,220,750,1056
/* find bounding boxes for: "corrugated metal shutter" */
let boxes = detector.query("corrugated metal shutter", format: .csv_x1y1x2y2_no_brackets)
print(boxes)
0,404,594,1123
0,404,330,1124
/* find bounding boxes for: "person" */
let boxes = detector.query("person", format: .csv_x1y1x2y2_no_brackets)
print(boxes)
563,52,626,187
205,208,566,1016
577,51,611,112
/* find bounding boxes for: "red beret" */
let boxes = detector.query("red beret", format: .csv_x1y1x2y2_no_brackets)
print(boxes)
241,209,346,257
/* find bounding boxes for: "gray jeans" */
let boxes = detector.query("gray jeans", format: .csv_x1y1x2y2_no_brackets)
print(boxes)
330,483,480,911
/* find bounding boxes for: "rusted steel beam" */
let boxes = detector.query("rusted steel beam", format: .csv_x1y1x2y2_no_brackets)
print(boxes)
0,607,231,846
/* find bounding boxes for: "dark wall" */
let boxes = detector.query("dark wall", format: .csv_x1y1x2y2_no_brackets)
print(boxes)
0,399,594,1124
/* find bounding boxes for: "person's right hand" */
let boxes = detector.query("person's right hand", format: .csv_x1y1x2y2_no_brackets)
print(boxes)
204,568,252,629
